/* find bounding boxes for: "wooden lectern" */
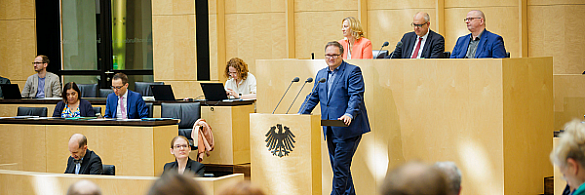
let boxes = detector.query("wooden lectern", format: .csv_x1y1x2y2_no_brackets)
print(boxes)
250,113,322,195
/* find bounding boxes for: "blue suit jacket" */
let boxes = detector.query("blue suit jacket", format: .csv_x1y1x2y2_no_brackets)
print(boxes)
299,61,371,140
450,29,507,58
104,90,148,119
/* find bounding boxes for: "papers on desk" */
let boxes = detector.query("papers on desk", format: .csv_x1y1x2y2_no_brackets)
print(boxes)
40,97,62,100
88,118,116,121
0,116,39,119
141,118,174,121
117,119,142,121
27,117,60,120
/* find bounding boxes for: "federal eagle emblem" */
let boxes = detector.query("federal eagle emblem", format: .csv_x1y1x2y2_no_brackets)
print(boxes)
265,124,296,158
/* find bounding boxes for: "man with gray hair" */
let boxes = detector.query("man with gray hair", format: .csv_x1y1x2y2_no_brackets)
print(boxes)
434,161,462,195
67,180,102,195
389,12,445,59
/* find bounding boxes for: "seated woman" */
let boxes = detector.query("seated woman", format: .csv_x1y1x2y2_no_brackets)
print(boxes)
224,57,256,99
338,16,373,59
52,82,95,117
163,136,205,177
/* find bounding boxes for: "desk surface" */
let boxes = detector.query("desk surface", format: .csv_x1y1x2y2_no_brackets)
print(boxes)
0,118,179,126
0,98,255,106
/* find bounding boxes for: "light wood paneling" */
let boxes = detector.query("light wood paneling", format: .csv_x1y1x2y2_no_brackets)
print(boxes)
0,0,35,20
151,0,195,15
224,13,287,74
250,114,322,195
0,124,46,172
528,0,585,5
256,58,553,195
224,0,285,14
0,170,244,195
553,75,585,130
152,15,197,81
0,19,37,81
445,0,517,7
295,0,357,12
154,80,203,99
368,9,437,54
368,0,435,10
528,4,585,74
295,11,357,59
553,137,565,195
201,104,254,165
444,7,519,58
208,13,219,80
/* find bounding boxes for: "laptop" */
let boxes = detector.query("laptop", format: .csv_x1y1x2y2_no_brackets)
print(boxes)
0,84,22,99
200,83,229,101
150,85,177,101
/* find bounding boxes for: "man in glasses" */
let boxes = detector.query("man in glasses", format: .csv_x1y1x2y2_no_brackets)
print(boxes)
21,55,62,98
389,12,445,59
451,10,507,58
104,72,148,119
65,133,102,175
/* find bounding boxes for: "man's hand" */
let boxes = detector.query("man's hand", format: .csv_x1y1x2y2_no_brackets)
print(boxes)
338,115,352,126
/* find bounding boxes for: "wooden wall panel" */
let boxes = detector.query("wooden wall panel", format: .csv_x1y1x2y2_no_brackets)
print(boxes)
155,80,203,99
152,15,197,81
444,7,519,58
528,4,585,74
553,75,585,130
368,0,435,10
151,0,195,15
224,0,285,14
224,13,287,74
445,0,517,7
295,0,357,12
0,19,36,83
0,0,35,20
294,11,357,60
0,125,46,172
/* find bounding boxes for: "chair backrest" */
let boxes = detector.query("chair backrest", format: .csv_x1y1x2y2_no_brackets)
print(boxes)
102,164,115,175
442,52,451,58
161,102,201,129
135,82,164,96
92,107,102,117
77,84,98,97
506,52,511,58
99,89,114,97
372,50,388,59
145,103,154,118
17,107,48,117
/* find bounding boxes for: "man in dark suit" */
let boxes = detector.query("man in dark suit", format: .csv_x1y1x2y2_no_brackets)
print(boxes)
450,10,507,58
389,12,445,59
0,76,10,98
104,73,148,119
299,41,371,195
65,134,102,175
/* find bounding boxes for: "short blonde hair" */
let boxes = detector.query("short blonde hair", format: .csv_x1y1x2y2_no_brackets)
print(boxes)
550,119,585,168
342,17,365,39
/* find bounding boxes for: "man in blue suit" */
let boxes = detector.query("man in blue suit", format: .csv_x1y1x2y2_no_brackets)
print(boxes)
299,41,371,195
450,10,507,58
104,73,148,119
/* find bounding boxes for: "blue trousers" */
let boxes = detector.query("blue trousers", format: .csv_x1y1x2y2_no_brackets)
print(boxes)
327,127,362,195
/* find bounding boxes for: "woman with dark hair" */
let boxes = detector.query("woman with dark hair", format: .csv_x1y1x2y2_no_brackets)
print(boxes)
162,136,205,177
52,82,95,117
224,57,256,99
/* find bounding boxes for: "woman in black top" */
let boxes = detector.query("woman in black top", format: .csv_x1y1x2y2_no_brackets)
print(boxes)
162,136,205,177
53,82,95,117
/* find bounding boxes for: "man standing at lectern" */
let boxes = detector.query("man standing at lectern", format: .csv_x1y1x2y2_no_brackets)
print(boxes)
299,41,371,195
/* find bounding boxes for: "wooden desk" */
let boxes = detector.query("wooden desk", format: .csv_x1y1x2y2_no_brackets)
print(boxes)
0,119,178,176
256,58,554,195
0,169,244,195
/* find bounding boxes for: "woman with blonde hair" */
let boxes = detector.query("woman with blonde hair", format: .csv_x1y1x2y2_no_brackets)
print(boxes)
338,16,373,59
550,119,585,195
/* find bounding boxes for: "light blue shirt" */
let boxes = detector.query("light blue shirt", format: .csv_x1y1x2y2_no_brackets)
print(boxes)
36,76,46,98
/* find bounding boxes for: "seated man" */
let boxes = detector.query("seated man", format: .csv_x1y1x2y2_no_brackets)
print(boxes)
104,73,148,119
65,133,102,175
450,10,507,58
389,12,445,59
21,55,62,98
0,75,10,98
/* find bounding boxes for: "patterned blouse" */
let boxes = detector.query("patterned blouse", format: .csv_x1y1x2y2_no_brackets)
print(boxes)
61,104,81,118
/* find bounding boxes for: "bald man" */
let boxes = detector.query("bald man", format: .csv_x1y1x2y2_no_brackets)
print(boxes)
389,12,445,59
450,10,507,58
67,180,102,195
65,134,102,175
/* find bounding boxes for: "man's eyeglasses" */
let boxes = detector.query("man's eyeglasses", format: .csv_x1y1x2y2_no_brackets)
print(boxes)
32,62,44,65
464,17,482,22
325,54,341,59
173,144,189,149
411,22,427,28
111,86,124,90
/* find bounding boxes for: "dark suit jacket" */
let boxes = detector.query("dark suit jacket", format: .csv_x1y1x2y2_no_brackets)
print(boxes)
299,61,371,139
53,99,95,117
450,29,507,58
162,158,205,177
104,90,148,119
390,30,445,59
0,76,10,98
64,149,103,175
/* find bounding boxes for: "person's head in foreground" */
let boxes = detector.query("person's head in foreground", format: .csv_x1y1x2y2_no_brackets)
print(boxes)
550,119,585,193
147,171,205,195
381,161,449,195
434,161,462,195
67,180,102,195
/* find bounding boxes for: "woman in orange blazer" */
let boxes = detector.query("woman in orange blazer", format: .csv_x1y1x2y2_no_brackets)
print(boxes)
338,17,373,59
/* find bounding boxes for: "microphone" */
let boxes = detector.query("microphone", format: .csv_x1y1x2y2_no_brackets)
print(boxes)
299,78,326,114
286,77,313,114
376,41,389,58
272,77,300,114
389,41,403,58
